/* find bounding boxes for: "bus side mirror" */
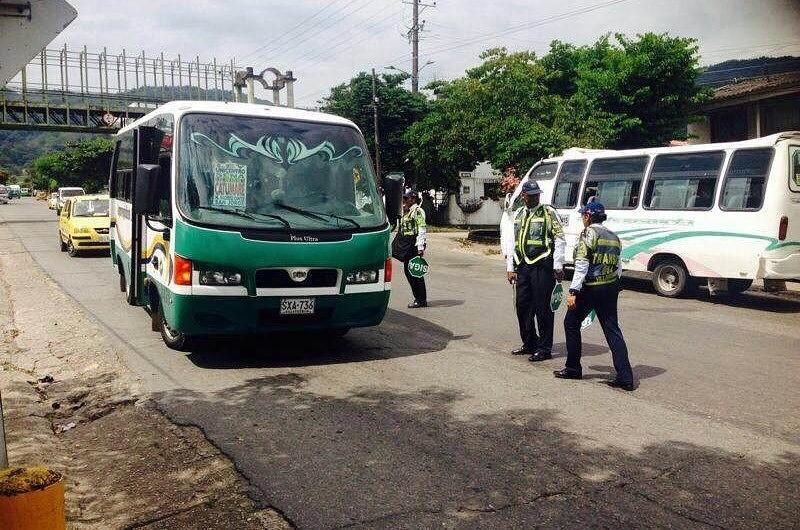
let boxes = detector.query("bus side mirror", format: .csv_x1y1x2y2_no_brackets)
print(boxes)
134,164,161,216
383,173,404,225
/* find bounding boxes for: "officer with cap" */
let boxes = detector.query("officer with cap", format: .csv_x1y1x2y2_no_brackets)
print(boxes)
392,190,428,308
504,180,566,361
554,200,635,391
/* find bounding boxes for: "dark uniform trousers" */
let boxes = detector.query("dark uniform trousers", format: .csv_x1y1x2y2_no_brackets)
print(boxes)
515,258,555,354
403,257,427,303
564,281,633,383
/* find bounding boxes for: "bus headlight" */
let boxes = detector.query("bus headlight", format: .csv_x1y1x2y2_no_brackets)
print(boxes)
346,269,378,284
199,269,243,286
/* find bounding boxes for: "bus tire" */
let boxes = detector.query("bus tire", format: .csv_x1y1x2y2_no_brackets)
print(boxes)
59,233,67,252
326,327,350,338
727,279,753,294
118,266,126,293
159,310,193,351
652,259,692,298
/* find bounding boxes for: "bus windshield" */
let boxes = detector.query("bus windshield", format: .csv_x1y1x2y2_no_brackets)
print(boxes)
178,113,385,231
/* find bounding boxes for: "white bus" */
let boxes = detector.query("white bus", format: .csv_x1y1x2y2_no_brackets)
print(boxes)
503,132,800,297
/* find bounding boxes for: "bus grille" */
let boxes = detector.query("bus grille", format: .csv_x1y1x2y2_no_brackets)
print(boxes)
255,268,339,288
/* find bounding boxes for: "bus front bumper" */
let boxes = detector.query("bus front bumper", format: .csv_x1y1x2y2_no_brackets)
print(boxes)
162,290,390,335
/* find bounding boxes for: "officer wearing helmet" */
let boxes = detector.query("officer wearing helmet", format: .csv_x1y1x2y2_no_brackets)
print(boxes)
504,179,566,362
553,200,635,391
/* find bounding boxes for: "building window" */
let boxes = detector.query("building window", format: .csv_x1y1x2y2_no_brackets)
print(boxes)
644,151,724,210
582,156,648,209
462,186,471,195
720,148,773,210
552,160,586,208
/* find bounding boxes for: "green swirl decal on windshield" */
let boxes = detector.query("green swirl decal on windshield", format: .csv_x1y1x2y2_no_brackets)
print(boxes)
190,132,363,165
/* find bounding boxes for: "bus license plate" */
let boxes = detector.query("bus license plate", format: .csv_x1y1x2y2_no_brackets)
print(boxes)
280,298,315,315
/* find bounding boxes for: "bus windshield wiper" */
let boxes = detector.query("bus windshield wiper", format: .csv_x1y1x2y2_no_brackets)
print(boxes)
273,203,361,228
195,205,289,229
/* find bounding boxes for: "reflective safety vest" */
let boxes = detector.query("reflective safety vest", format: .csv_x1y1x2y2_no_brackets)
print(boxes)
513,205,559,265
400,205,425,236
575,224,621,286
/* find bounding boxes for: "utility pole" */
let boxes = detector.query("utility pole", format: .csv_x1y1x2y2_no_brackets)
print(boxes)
405,0,435,93
372,68,382,178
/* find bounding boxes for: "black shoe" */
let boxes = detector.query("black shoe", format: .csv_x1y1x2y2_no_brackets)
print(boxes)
604,379,635,391
528,351,552,362
553,368,582,380
407,300,427,308
511,346,532,355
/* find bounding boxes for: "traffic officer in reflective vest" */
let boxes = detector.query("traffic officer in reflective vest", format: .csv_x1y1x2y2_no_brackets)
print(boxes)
554,200,635,391
393,190,428,308
505,180,566,362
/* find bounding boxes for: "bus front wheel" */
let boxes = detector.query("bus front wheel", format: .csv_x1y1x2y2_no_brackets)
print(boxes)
159,311,193,351
652,260,693,298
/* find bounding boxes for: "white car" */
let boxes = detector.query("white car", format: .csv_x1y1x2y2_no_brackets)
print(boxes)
56,187,85,213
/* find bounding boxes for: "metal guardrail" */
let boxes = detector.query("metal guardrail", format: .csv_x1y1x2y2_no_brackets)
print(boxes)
1,45,239,132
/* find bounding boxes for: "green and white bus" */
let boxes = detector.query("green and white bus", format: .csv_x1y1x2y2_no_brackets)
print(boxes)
109,101,398,349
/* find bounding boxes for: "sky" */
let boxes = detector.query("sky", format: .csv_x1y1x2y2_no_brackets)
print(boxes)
45,0,800,108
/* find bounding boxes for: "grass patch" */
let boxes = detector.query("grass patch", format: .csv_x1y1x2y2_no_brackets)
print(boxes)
454,238,472,248
484,248,502,256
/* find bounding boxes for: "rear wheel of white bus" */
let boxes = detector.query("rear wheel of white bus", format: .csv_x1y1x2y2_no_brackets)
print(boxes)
652,259,694,298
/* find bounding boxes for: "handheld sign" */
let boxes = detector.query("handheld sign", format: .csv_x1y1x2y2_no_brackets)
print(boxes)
407,256,429,278
580,310,597,330
550,283,564,312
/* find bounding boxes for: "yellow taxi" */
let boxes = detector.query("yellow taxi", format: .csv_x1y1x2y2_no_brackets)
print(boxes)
58,194,110,256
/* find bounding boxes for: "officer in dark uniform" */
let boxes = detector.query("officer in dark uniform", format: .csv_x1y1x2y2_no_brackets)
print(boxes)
392,190,428,308
554,200,635,391
505,180,566,362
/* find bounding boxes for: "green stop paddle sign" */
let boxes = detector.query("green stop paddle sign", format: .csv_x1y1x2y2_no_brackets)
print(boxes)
550,283,564,312
580,310,597,330
408,256,429,278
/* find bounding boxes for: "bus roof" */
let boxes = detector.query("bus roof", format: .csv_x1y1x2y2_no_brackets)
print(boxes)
116,101,359,135
542,131,800,164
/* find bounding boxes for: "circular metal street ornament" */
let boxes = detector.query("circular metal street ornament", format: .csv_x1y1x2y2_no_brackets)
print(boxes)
408,256,429,278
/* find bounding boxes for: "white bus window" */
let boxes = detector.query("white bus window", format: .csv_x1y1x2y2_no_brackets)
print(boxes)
791,146,800,192
644,151,724,210
552,160,586,208
531,162,558,181
720,148,773,211
582,156,648,209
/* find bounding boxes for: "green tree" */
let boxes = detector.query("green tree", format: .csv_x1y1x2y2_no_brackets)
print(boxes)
320,72,430,179
405,33,707,189
0,168,9,185
29,137,114,192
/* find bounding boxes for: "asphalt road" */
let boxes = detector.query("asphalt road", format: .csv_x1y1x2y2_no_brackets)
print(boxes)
3,198,799,529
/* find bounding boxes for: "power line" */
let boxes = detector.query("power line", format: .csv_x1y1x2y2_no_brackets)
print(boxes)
382,0,632,66
288,4,398,64
258,0,375,61
237,0,341,62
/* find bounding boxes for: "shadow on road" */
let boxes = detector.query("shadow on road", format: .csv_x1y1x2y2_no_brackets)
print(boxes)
621,277,800,314
551,341,609,360
584,364,667,382
185,308,459,369
154,374,800,530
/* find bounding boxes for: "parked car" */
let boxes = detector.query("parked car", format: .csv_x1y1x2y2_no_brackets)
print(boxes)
7,185,21,199
56,186,85,213
58,195,110,256
20,187,30,197
47,192,58,210
0,185,9,204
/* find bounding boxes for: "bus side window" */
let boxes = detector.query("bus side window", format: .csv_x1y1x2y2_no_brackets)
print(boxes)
644,151,724,210
116,130,135,202
791,146,800,192
582,156,648,209
140,116,174,221
720,148,773,211
552,160,586,208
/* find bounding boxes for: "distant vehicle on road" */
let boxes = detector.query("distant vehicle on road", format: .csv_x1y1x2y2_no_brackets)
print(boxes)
110,101,394,350
7,185,21,199
505,131,800,297
0,185,9,204
48,192,58,209
20,187,30,197
58,194,110,256
56,186,85,213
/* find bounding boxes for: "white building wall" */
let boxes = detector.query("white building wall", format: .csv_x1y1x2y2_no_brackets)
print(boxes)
447,196,504,226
